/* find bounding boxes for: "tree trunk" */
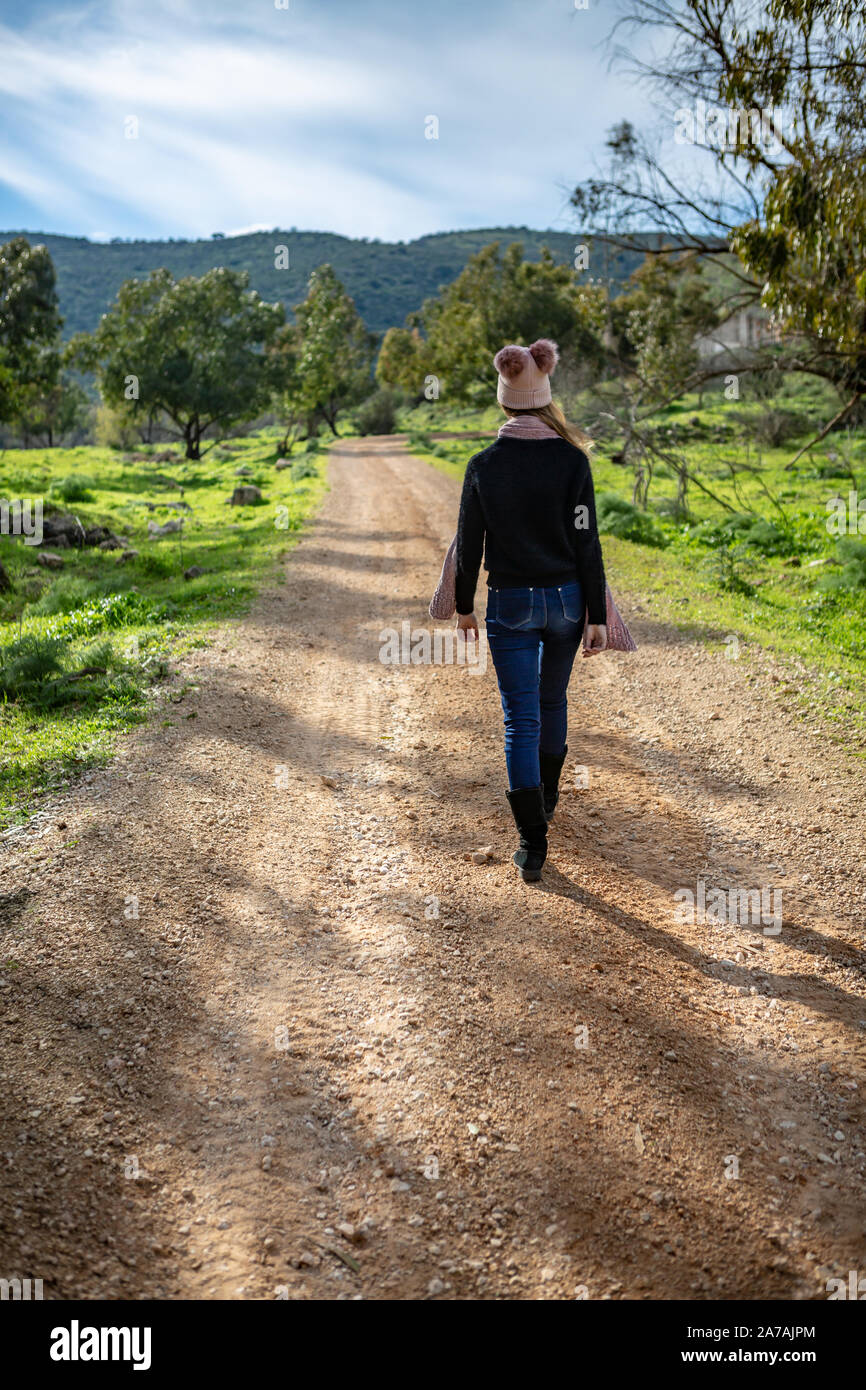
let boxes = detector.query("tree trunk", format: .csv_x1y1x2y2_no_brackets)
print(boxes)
279,417,299,456
0,561,13,594
185,420,201,460
324,400,341,436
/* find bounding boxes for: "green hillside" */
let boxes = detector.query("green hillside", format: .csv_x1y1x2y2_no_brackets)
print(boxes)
0,227,657,339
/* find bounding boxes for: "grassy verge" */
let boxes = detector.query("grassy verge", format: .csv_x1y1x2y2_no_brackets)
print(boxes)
398,387,866,743
0,434,328,829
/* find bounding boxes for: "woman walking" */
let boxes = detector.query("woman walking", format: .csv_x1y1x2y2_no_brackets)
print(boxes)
455,339,608,881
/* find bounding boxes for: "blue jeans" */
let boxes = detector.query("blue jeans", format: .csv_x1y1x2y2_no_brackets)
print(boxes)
485,582,584,790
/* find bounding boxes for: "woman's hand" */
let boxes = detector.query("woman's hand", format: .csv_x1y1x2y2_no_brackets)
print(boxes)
456,611,479,641
583,623,608,657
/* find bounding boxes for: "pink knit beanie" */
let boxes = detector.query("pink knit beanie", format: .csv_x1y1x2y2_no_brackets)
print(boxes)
494,339,559,409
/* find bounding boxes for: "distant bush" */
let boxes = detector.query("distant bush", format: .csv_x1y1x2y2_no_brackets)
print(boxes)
291,458,319,481
812,457,852,479
652,496,694,524
49,475,96,504
701,541,757,595
407,432,433,453
136,552,176,578
355,388,399,436
746,409,810,448
94,403,139,451
700,512,796,557
303,438,320,454
819,538,866,594
596,493,669,548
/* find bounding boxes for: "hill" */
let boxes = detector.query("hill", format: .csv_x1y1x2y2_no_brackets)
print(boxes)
0,227,656,339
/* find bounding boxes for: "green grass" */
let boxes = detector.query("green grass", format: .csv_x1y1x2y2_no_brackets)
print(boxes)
399,379,866,743
0,432,328,828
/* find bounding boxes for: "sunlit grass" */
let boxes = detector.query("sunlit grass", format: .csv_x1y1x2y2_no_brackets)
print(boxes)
0,433,328,827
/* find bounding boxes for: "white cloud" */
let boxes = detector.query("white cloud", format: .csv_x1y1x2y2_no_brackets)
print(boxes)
0,0,654,240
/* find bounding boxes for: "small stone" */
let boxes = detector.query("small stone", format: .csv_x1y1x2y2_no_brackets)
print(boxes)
229,485,263,506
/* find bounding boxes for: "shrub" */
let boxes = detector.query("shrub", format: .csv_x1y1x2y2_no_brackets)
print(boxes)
303,437,320,454
31,576,104,615
136,552,176,578
750,409,810,448
819,538,866,594
407,432,433,453
0,634,69,702
94,403,139,451
701,541,757,595
0,631,145,710
49,475,96,504
355,388,399,436
652,496,694,524
291,458,319,481
596,493,669,548
701,512,795,557
45,591,154,640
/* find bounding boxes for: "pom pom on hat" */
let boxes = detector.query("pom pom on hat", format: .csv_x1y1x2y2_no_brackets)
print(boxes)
528,338,559,374
493,344,528,380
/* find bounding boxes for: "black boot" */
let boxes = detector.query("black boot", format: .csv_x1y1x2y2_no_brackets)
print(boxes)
506,785,548,882
540,745,568,821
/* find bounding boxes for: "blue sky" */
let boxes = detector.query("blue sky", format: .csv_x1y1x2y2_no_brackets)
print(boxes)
0,0,655,243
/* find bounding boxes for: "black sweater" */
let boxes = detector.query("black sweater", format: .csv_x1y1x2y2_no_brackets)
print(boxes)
455,436,607,623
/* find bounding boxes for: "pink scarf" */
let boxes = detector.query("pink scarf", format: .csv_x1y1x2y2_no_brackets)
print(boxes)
497,416,561,440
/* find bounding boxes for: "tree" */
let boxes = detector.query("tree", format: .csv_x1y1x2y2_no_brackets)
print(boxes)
293,265,374,435
15,360,90,446
572,1,866,445
598,252,719,506
376,326,430,396
377,242,607,404
0,237,63,425
68,267,285,458
266,323,305,454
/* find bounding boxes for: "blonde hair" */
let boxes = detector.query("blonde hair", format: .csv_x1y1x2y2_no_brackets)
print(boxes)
503,400,593,453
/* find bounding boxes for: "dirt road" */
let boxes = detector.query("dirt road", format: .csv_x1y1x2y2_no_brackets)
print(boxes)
2,437,865,1300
